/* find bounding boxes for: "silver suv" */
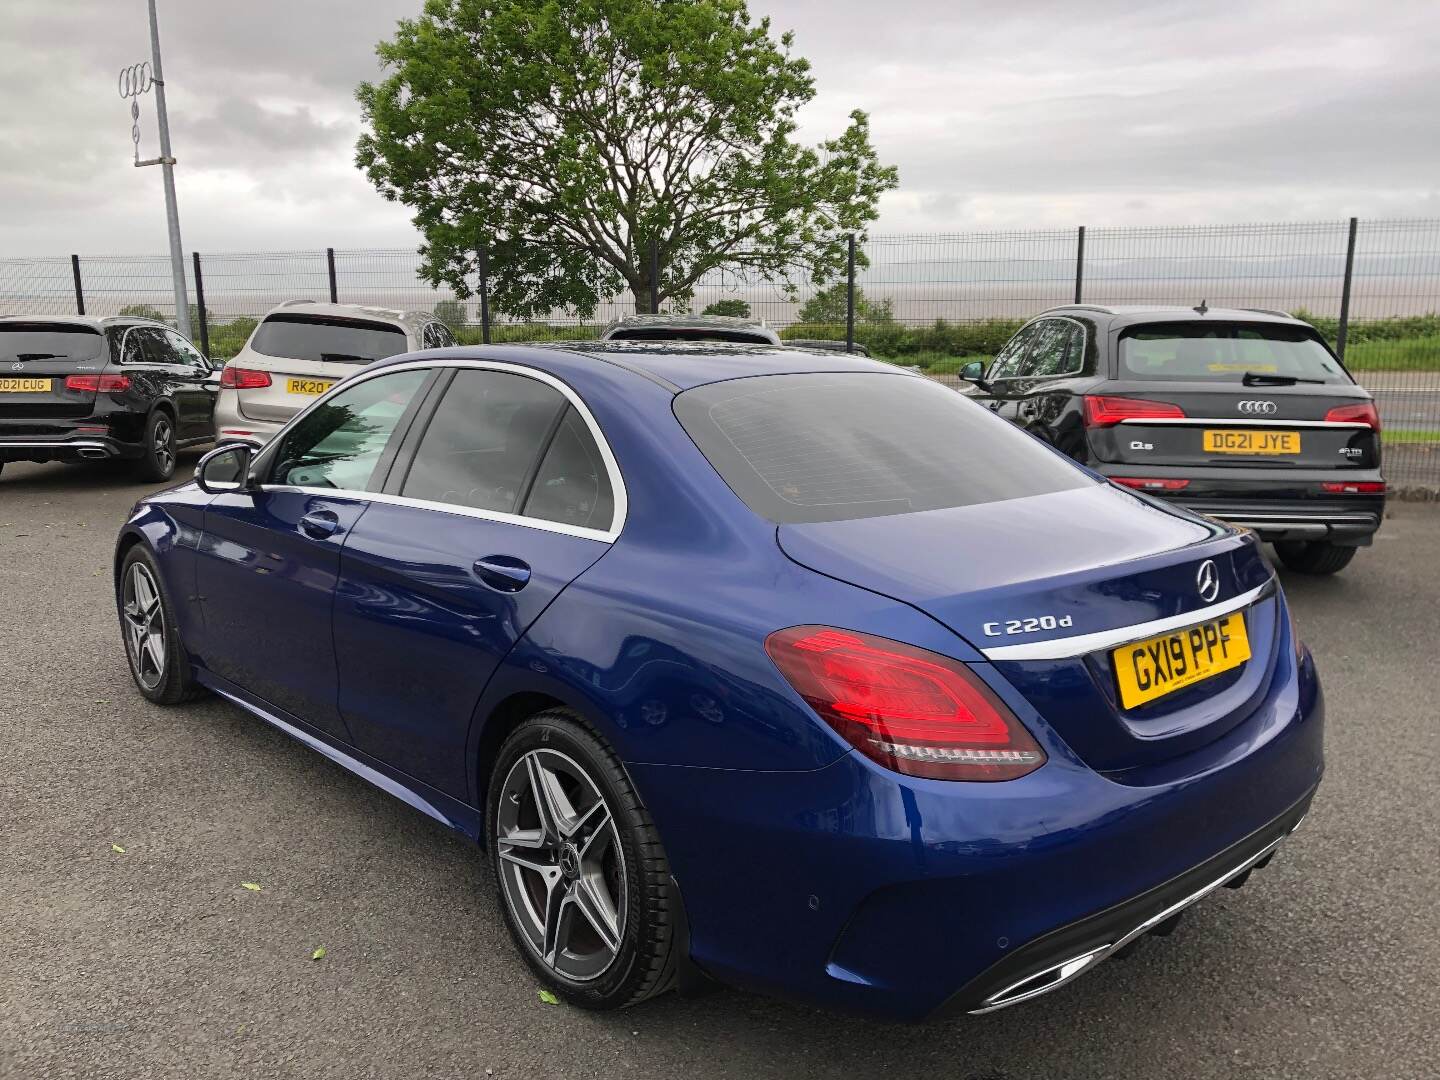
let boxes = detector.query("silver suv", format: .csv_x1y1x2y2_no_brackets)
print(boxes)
214,301,456,443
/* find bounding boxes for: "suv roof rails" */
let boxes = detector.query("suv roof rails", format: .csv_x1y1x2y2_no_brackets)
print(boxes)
1041,304,1116,316
1238,307,1293,318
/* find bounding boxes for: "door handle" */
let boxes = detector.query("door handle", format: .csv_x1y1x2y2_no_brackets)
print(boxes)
474,555,532,593
299,509,341,539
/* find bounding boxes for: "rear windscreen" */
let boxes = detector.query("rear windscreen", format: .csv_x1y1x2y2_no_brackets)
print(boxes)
608,327,774,345
674,372,1090,524
250,314,408,364
0,323,104,365
1119,323,1349,384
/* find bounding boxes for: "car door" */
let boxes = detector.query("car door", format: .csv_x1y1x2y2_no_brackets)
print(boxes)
332,365,619,797
196,367,435,741
1009,318,1086,439
979,321,1041,416
161,328,220,440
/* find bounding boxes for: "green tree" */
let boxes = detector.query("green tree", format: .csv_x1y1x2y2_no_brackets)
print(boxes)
433,299,468,332
356,0,897,318
796,284,894,325
118,303,167,323
701,298,752,318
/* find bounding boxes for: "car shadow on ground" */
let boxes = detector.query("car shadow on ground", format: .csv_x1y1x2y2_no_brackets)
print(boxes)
0,451,205,494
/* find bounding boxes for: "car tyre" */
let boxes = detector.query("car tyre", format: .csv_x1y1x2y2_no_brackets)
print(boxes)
118,545,204,705
135,409,177,482
488,709,678,1010
1274,540,1357,575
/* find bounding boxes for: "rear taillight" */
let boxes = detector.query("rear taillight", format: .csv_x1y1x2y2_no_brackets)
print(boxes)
764,626,1047,781
64,374,130,393
1083,395,1186,427
1324,401,1381,431
1111,477,1190,491
220,366,272,389
1321,481,1386,494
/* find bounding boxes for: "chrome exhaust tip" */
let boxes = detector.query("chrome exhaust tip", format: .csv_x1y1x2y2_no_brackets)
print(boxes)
76,447,109,460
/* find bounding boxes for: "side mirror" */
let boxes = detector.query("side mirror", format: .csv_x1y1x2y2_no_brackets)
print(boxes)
196,441,257,494
960,360,992,392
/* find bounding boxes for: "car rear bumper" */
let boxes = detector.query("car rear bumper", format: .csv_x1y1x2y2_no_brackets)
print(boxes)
1177,499,1381,544
213,390,285,444
630,644,1325,1020
0,428,143,462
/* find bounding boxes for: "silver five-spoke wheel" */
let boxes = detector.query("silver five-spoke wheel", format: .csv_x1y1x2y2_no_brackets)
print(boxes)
122,562,167,689
495,748,626,982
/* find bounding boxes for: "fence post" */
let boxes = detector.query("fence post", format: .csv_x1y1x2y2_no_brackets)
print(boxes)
191,251,210,357
1336,217,1358,360
477,247,492,345
70,254,85,316
1074,225,1086,304
647,237,661,314
845,234,856,353
326,247,339,304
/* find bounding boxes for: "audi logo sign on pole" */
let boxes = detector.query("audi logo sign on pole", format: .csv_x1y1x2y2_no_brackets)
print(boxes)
1237,400,1278,415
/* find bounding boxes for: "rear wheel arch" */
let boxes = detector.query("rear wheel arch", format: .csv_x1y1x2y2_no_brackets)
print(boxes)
473,691,569,828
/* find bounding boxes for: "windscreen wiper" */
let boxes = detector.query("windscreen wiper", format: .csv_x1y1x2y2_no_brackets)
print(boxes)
1242,371,1326,386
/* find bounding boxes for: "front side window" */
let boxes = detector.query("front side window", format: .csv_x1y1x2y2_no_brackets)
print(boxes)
400,370,567,514
1019,319,1084,378
164,329,209,371
987,323,1038,381
269,369,429,490
676,372,1090,524
250,314,408,365
1119,322,1350,384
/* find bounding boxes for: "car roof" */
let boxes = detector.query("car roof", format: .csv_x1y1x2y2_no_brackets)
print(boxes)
1036,304,1310,330
266,300,432,329
0,313,168,330
369,340,911,392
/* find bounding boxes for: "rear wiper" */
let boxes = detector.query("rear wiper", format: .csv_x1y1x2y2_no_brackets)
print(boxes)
16,352,64,361
1242,371,1326,386
319,353,374,364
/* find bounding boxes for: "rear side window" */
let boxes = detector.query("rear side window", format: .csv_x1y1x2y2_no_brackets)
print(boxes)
675,373,1089,524
522,407,615,531
251,314,408,365
400,370,566,515
0,323,104,365
1119,322,1349,384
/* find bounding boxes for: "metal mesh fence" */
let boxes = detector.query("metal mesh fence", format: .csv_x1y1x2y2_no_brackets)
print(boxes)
2,218,1437,485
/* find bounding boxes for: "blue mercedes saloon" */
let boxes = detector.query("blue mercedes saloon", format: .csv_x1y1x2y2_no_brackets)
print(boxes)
114,342,1323,1020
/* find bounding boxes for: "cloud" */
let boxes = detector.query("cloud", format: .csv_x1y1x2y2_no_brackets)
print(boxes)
0,0,1436,255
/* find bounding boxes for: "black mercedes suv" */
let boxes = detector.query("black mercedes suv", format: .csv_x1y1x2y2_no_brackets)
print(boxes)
962,304,1383,574
0,315,218,483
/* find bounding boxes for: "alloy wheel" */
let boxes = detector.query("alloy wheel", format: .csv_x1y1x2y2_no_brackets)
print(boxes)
122,562,167,689
494,748,627,982
151,417,175,475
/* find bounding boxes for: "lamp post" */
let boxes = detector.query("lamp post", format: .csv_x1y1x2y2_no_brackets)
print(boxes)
118,0,190,339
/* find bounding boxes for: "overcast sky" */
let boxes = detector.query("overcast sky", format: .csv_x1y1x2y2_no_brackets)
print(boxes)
3,0,1438,256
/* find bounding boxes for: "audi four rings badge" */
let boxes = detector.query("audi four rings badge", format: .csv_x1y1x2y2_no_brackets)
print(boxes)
1237,400,1278,414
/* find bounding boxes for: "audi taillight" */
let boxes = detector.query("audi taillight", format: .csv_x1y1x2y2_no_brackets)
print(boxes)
220,366,272,389
1083,395,1186,427
764,626,1046,781
1321,481,1385,494
64,374,130,393
1324,401,1381,431
1112,477,1190,491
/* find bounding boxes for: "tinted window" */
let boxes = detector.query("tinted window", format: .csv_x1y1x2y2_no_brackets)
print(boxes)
0,323,104,366
675,373,1089,524
424,322,457,348
401,370,566,514
607,327,775,345
270,369,428,490
1119,322,1349,384
251,314,408,365
523,407,615,531
163,329,209,370
988,323,1038,380
1018,319,1084,378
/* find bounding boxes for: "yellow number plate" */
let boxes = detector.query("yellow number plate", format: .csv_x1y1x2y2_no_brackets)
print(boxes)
1113,613,1251,709
286,378,334,396
0,377,52,393
1203,429,1300,455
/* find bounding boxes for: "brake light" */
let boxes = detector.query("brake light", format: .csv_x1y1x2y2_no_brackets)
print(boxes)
220,366,272,389
1324,401,1381,431
64,374,130,393
1112,477,1190,491
764,626,1046,781
1320,481,1385,494
1083,395,1186,427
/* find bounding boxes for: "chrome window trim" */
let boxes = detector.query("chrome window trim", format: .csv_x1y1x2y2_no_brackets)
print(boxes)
1118,417,1369,429
980,578,1275,661
251,358,628,544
